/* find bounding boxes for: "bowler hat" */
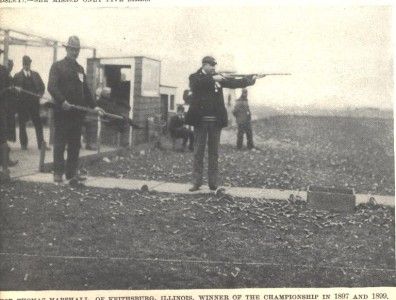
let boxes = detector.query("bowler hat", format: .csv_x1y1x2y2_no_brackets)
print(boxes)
202,56,217,66
64,36,81,49
23,55,32,65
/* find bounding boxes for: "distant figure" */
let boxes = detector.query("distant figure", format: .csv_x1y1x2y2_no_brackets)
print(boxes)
48,36,104,185
168,105,194,151
14,55,48,150
233,88,254,150
185,56,258,191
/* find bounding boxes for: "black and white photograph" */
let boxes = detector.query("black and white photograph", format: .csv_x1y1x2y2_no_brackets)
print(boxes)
0,3,394,291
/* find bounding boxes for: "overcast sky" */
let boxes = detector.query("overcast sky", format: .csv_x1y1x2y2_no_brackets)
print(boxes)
0,6,393,109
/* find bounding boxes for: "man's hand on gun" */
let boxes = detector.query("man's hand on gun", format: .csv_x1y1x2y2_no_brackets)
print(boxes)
212,74,226,82
94,106,105,116
61,100,73,111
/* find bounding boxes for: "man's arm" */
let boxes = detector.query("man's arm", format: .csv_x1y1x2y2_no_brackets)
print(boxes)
48,63,67,105
221,76,256,89
34,72,45,97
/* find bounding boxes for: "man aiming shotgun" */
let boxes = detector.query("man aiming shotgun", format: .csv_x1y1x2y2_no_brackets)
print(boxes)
183,72,290,105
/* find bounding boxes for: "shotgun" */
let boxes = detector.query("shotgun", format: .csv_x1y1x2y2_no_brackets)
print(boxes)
13,86,143,129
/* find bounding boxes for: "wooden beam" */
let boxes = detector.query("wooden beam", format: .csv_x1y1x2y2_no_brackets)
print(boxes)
0,27,95,50
48,41,58,145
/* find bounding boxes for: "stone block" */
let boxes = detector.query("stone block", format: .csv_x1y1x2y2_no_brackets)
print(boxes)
307,185,356,213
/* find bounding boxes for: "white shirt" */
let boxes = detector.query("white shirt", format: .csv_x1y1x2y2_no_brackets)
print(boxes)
23,70,31,77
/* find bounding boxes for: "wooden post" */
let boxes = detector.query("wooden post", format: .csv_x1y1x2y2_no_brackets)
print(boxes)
96,115,102,154
3,30,10,66
48,42,58,145
39,141,47,172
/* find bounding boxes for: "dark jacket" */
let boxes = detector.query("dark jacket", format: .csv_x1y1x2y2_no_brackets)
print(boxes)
13,69,45,100
48,57,96,113
168,114,184,136
185,68,255,128
233,98,251,125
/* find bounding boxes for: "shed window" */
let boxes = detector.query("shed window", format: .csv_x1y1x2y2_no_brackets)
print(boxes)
170,95,175,110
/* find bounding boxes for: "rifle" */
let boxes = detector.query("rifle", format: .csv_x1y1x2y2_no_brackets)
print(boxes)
13,86,143,129
220,73,291,79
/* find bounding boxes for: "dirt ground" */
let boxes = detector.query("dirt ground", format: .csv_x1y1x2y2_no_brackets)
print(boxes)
0,180,394,289
86,116,394,195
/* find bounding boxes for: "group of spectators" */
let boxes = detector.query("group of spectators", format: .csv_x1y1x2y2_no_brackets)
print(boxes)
0,50,52,179
1,45,258,190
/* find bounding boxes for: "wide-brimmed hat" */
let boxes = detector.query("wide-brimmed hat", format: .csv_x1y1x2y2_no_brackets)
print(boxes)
23,55,32,65
64,36,81,49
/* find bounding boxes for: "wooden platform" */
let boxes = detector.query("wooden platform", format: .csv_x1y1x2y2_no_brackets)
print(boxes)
7,127,118,178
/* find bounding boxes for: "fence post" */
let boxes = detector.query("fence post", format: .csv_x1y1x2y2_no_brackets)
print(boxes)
97,115,102,154
39,141,47,172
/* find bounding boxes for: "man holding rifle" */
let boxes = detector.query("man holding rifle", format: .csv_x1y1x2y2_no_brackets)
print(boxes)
48,36,104,185
185,56,261,192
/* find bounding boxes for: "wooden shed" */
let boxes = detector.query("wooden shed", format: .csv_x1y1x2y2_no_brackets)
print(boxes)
159,85,177,122
86,56,162,145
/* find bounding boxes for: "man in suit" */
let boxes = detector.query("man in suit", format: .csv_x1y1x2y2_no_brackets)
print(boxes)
14,55,48,150
48,36,104,185
185,56,259,191
168,105,194,151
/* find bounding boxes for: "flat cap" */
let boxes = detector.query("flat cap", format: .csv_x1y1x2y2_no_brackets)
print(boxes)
202,56,217,66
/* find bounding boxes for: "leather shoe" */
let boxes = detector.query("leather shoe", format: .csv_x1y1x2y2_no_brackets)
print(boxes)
53,174,63,183
66,174,87,182
86,145,98,151
189,185,201,192
68,177,85,187
0,170,11,182
8,159,18,167
40,145,51,151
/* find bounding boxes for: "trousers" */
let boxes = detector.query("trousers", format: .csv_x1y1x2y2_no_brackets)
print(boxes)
53,112,84,179
192,121,221,187
237,122,254,149
172,127,194,150
18,99,44,148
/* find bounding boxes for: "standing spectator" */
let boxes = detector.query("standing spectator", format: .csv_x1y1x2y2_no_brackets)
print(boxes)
233,88,254,150
185,56,258,191
48,36,104,185
14,55,49,150
168,105,194,151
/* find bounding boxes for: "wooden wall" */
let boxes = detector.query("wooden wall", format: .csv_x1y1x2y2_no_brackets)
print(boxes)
132,57,161,145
